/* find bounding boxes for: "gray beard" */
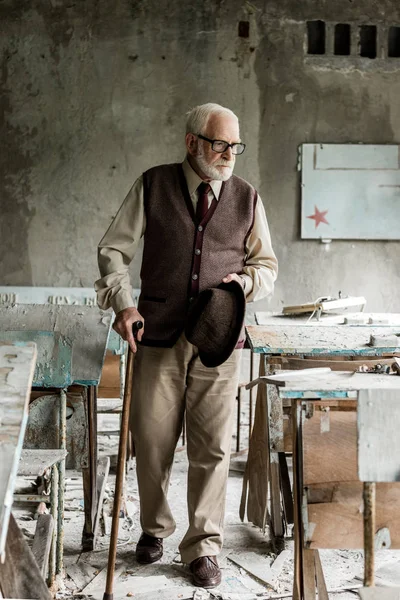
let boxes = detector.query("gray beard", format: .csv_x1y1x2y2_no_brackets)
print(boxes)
195,153,234,182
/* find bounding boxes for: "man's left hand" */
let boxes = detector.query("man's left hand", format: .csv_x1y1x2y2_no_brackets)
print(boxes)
222,273,244,288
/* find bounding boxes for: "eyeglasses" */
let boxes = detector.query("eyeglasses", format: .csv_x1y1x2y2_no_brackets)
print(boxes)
197,134,246,155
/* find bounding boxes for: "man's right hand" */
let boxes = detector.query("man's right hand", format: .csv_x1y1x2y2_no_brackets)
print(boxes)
113,307,145,353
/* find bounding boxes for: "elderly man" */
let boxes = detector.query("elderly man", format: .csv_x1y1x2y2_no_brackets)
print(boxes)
95,103,278,589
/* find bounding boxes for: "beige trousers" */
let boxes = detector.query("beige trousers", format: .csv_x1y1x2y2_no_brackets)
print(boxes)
130,333,241,564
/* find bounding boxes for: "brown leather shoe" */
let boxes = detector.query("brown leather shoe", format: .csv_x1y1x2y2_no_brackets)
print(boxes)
136,532,163,564
190,555,221,588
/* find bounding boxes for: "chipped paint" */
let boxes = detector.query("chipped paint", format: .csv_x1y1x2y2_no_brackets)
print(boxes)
0,330,72,387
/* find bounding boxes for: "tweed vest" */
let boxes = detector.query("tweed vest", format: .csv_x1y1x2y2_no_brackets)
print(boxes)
138,163,257,347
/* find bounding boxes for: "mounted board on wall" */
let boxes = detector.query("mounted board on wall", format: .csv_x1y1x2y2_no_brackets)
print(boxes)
300,143,400,240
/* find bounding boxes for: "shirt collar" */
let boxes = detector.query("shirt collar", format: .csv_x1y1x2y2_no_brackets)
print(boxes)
182,157,223,200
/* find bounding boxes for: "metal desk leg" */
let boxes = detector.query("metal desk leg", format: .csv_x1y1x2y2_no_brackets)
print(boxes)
56,388,67,577
363,481,376,587
48,464,59,586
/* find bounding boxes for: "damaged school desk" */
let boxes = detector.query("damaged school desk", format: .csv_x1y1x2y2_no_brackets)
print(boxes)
249,369,400,600
0,305,112,570
242,320,400,544
0,342,52,599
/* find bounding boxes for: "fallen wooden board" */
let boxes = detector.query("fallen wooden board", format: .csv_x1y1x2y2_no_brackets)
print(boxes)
0,513,51,599
228,552,274,587
79,565,124,595
31,514,54,577
66,561,98,591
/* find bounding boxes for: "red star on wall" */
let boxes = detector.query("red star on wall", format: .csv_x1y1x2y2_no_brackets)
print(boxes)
307,206,329,228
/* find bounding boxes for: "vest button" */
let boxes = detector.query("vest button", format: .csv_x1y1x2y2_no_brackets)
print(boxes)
198,225,203,232
195,249,201,255
192,274,198,280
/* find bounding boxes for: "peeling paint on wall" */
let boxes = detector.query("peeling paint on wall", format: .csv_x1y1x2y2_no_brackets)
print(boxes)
0,0,399,312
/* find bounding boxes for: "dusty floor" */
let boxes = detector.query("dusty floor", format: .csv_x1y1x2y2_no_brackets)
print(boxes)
14,355,400,599
23,443,400,600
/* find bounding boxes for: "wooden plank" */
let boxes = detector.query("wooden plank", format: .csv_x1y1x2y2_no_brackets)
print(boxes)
302,548,316,600
282,296,367,315
92,456,110,548
307,481,400,549
269,459,283,538
267,374,284,538
246,324,400,355
358,389,400,482
80,565,124,595
32,514,54,577
240,356,270,531
0,343,37,558
0,513,51,599
265,367,332,382
279,452,294,525
359,588,400,600
228,552,274,586
66,561,97,591
314,549,329,600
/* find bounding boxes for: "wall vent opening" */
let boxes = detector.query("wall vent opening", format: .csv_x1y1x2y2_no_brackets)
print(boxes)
307,20,326,55
334,23,351,55
238,21,250,38
388,26,400,57
359,25,377,58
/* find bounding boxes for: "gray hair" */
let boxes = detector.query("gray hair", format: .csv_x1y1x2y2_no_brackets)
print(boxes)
186,103,238,135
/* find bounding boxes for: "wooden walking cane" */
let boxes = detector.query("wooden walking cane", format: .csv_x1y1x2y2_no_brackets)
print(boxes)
103,321,143,600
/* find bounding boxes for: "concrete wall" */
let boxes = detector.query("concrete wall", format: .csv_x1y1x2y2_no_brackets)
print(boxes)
1,0,400,313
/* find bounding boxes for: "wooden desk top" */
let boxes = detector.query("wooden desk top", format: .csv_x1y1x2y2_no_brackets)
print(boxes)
0,305,112,385
246,324,400,356
251,370,400,399
0,342,37,557
255,311,400,327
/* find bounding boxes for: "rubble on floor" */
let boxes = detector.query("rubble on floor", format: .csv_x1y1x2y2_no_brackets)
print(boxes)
12,411,400,600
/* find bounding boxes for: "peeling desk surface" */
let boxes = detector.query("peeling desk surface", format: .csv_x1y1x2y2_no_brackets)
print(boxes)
0,342,37,556
246,324,400,356
255,311,400,326
0,305,112,386
253,370,400,399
